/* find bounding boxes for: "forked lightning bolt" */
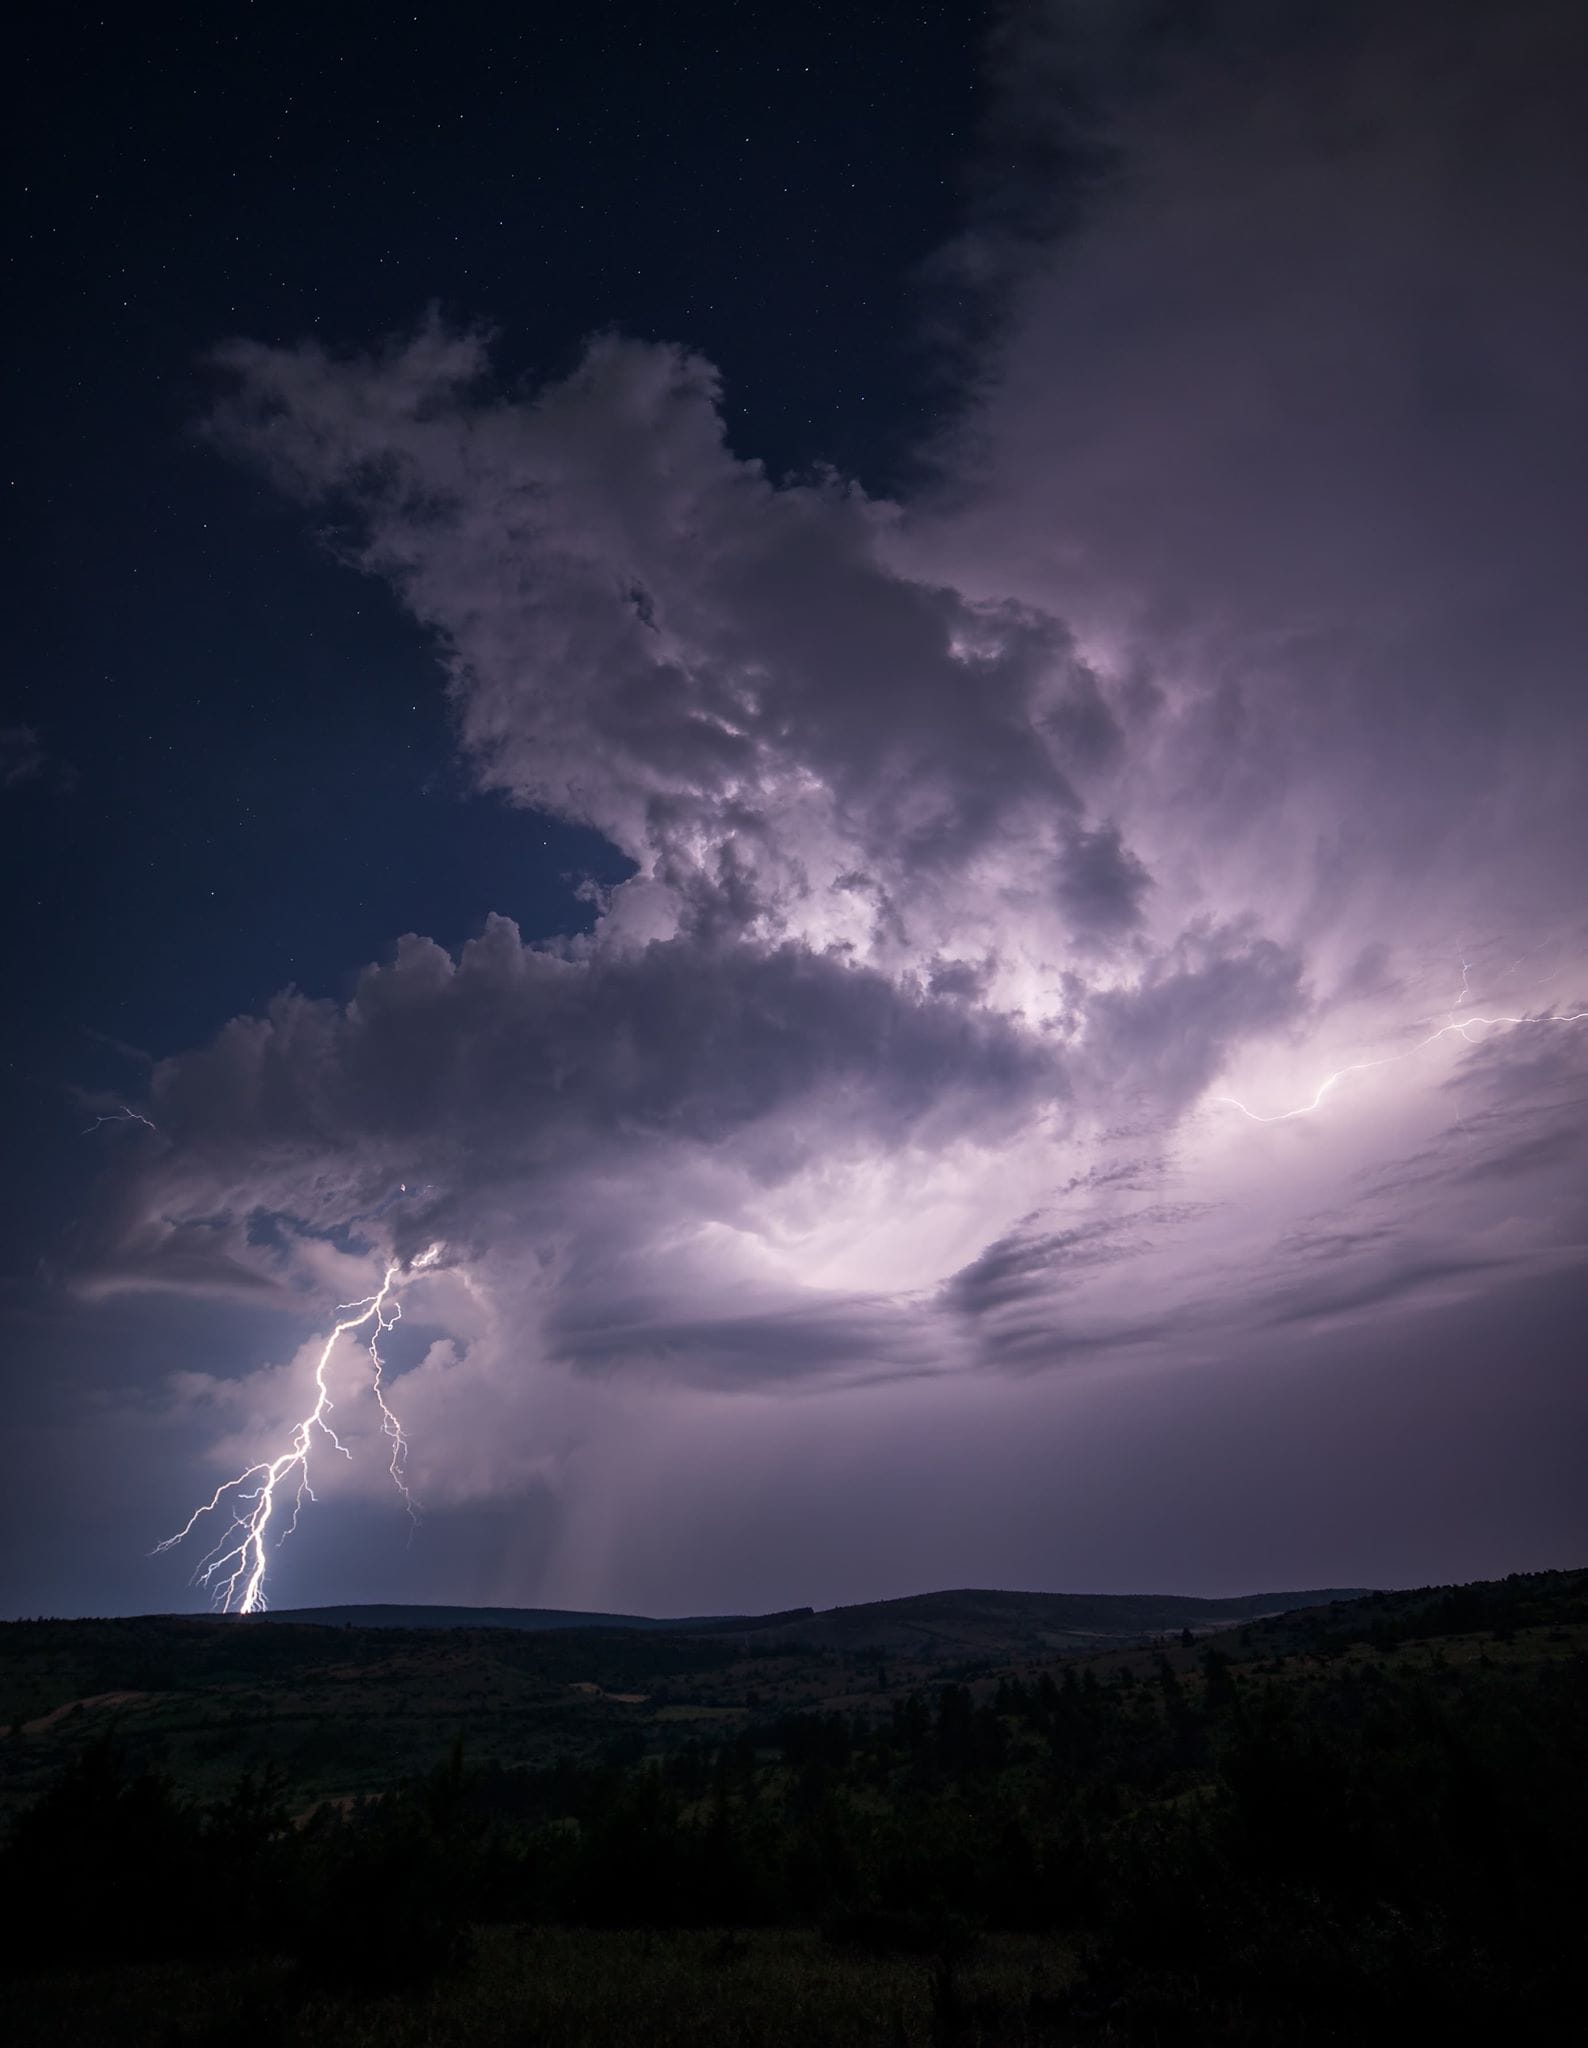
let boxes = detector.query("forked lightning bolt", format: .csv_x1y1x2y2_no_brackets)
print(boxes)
156,1243,443,1613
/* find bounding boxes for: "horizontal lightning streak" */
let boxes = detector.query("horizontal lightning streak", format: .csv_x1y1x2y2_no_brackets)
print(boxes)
82,1106,157,1136
1216,1007,1588,1125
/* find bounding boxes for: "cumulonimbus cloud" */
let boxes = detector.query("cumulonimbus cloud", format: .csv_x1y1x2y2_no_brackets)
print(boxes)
84,0,1587,1536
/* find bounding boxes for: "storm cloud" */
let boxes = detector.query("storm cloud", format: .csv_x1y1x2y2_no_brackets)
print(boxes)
52,0,1587,1611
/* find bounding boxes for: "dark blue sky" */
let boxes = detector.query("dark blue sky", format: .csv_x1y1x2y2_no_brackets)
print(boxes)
5,0,990,1259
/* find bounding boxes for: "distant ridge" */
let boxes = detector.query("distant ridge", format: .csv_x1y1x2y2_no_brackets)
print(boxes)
731,1587,1374,1656
257,1587,1367,1645
256,1602,820,1634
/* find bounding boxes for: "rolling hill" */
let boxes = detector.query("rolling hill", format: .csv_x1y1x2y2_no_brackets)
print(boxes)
712,1585,1370,1654
0,1582,1369,1816
255,1603,797,1633
255,1584,1362,1649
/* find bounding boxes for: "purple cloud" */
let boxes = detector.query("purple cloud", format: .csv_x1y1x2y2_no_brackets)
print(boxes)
60,0,1587,1611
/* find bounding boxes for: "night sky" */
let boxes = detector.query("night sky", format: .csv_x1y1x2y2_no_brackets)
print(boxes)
5,0,1585,1618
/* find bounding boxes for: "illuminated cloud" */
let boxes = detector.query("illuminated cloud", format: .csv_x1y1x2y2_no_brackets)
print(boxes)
71,0,1587,1607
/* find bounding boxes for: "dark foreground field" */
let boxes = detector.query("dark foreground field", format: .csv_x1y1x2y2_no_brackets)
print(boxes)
3,1569,1584,2043
10,1927,1078,2047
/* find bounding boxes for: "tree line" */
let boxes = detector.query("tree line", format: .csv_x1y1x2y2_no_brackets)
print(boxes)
3,1634,1582,2038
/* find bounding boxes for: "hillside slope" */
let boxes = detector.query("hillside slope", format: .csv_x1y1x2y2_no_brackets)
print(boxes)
729,1585,1369,1655
1,1572,1580,1824
255,1603,771,1633
253,1585,1357,1647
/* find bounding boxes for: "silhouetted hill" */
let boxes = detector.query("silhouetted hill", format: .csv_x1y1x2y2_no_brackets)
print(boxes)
255,1602,793,1633
2,1571,1581,1826
6,1565,1582,2042
255,1586,1355,1646
725,1585,1370,1655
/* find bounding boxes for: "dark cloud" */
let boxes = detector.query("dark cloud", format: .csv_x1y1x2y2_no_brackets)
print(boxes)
207,326,1104,917
132,915,1060,1218
1080,921,1306,1109
946,1215,1152,1321
1458,1127,1585,1186
1258,1250,1520,1332
547,1290,936,1391
1055,822,1150,936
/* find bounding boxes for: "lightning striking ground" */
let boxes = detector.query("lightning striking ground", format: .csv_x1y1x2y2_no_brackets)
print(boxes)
156,1243,443,1612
